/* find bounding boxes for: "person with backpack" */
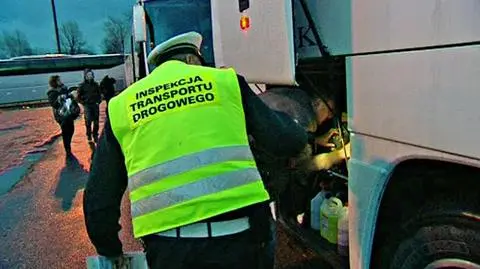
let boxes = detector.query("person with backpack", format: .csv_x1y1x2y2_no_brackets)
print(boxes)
47,75,80,156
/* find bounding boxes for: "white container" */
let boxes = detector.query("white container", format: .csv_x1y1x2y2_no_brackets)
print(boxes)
310,191,329,230
320,197,343,244
337,206,349,256
86,251,148,269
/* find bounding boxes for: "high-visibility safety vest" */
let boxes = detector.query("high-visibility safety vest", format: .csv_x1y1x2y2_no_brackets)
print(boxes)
108,60,270,238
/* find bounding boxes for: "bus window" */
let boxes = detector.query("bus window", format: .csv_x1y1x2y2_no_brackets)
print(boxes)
144,0,215,71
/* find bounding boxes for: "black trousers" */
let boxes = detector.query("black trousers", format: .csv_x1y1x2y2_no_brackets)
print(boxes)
60,119,75,152
142,229,269,269
104,99,111,119
83,104,99,139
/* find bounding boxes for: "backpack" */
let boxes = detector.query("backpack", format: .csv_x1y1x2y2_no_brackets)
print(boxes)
57,95,81,121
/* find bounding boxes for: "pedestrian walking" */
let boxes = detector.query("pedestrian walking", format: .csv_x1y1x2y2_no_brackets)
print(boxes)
47,75,80,156
78,69,102,143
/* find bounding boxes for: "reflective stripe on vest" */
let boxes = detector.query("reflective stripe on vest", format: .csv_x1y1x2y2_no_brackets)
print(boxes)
131,167,261,218
129,145,254,191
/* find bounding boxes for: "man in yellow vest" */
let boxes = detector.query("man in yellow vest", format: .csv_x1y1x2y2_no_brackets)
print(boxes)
83,32,307,269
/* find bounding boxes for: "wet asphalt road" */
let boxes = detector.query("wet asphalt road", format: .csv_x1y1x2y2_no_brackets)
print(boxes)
0,108,143,269
0,105,331,269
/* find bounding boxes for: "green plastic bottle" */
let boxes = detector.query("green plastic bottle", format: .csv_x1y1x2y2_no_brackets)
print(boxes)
320,197,343,244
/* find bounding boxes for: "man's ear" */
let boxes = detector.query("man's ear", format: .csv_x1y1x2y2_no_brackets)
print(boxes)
186,54,202,65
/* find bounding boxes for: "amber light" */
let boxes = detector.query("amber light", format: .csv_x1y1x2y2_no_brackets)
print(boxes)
240,15,250,31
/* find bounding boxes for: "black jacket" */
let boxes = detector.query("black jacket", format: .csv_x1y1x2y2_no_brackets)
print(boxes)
83,75,308,257
78,80,102,105
47,85,73,124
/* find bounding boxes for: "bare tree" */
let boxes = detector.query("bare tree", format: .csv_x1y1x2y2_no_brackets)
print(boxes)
0,30,33,58
102,13,131,54
0,42,7,59
60,21,87,55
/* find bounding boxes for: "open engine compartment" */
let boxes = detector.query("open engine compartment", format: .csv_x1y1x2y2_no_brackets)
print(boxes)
254,56,350,268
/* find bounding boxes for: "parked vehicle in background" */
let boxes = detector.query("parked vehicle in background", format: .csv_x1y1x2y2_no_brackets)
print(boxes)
0,54,127,106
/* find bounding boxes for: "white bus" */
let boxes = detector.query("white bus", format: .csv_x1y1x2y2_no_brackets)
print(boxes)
132,1,480,268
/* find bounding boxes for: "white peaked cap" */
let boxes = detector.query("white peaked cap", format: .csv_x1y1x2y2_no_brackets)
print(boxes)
147,31,203,65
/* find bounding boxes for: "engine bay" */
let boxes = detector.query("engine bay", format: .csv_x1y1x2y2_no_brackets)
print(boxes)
253,56,350,268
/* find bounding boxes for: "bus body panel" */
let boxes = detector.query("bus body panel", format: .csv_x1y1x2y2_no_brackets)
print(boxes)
347,45,480,268
348,46,480,159
211,0,296,85
296,0,480,57
351,0,480,54
348,133,480,269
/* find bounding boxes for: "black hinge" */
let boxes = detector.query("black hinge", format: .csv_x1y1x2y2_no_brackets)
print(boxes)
239,0,249,12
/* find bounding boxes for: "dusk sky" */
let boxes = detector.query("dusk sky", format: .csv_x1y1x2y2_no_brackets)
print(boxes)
0,0,134,54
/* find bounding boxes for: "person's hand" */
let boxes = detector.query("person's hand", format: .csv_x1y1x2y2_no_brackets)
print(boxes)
310,143,351,171
107,255,129,269
310,153,335,171
315,129,339,149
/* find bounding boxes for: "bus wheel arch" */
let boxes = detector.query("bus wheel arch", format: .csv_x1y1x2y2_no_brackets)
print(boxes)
370,158,480,269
